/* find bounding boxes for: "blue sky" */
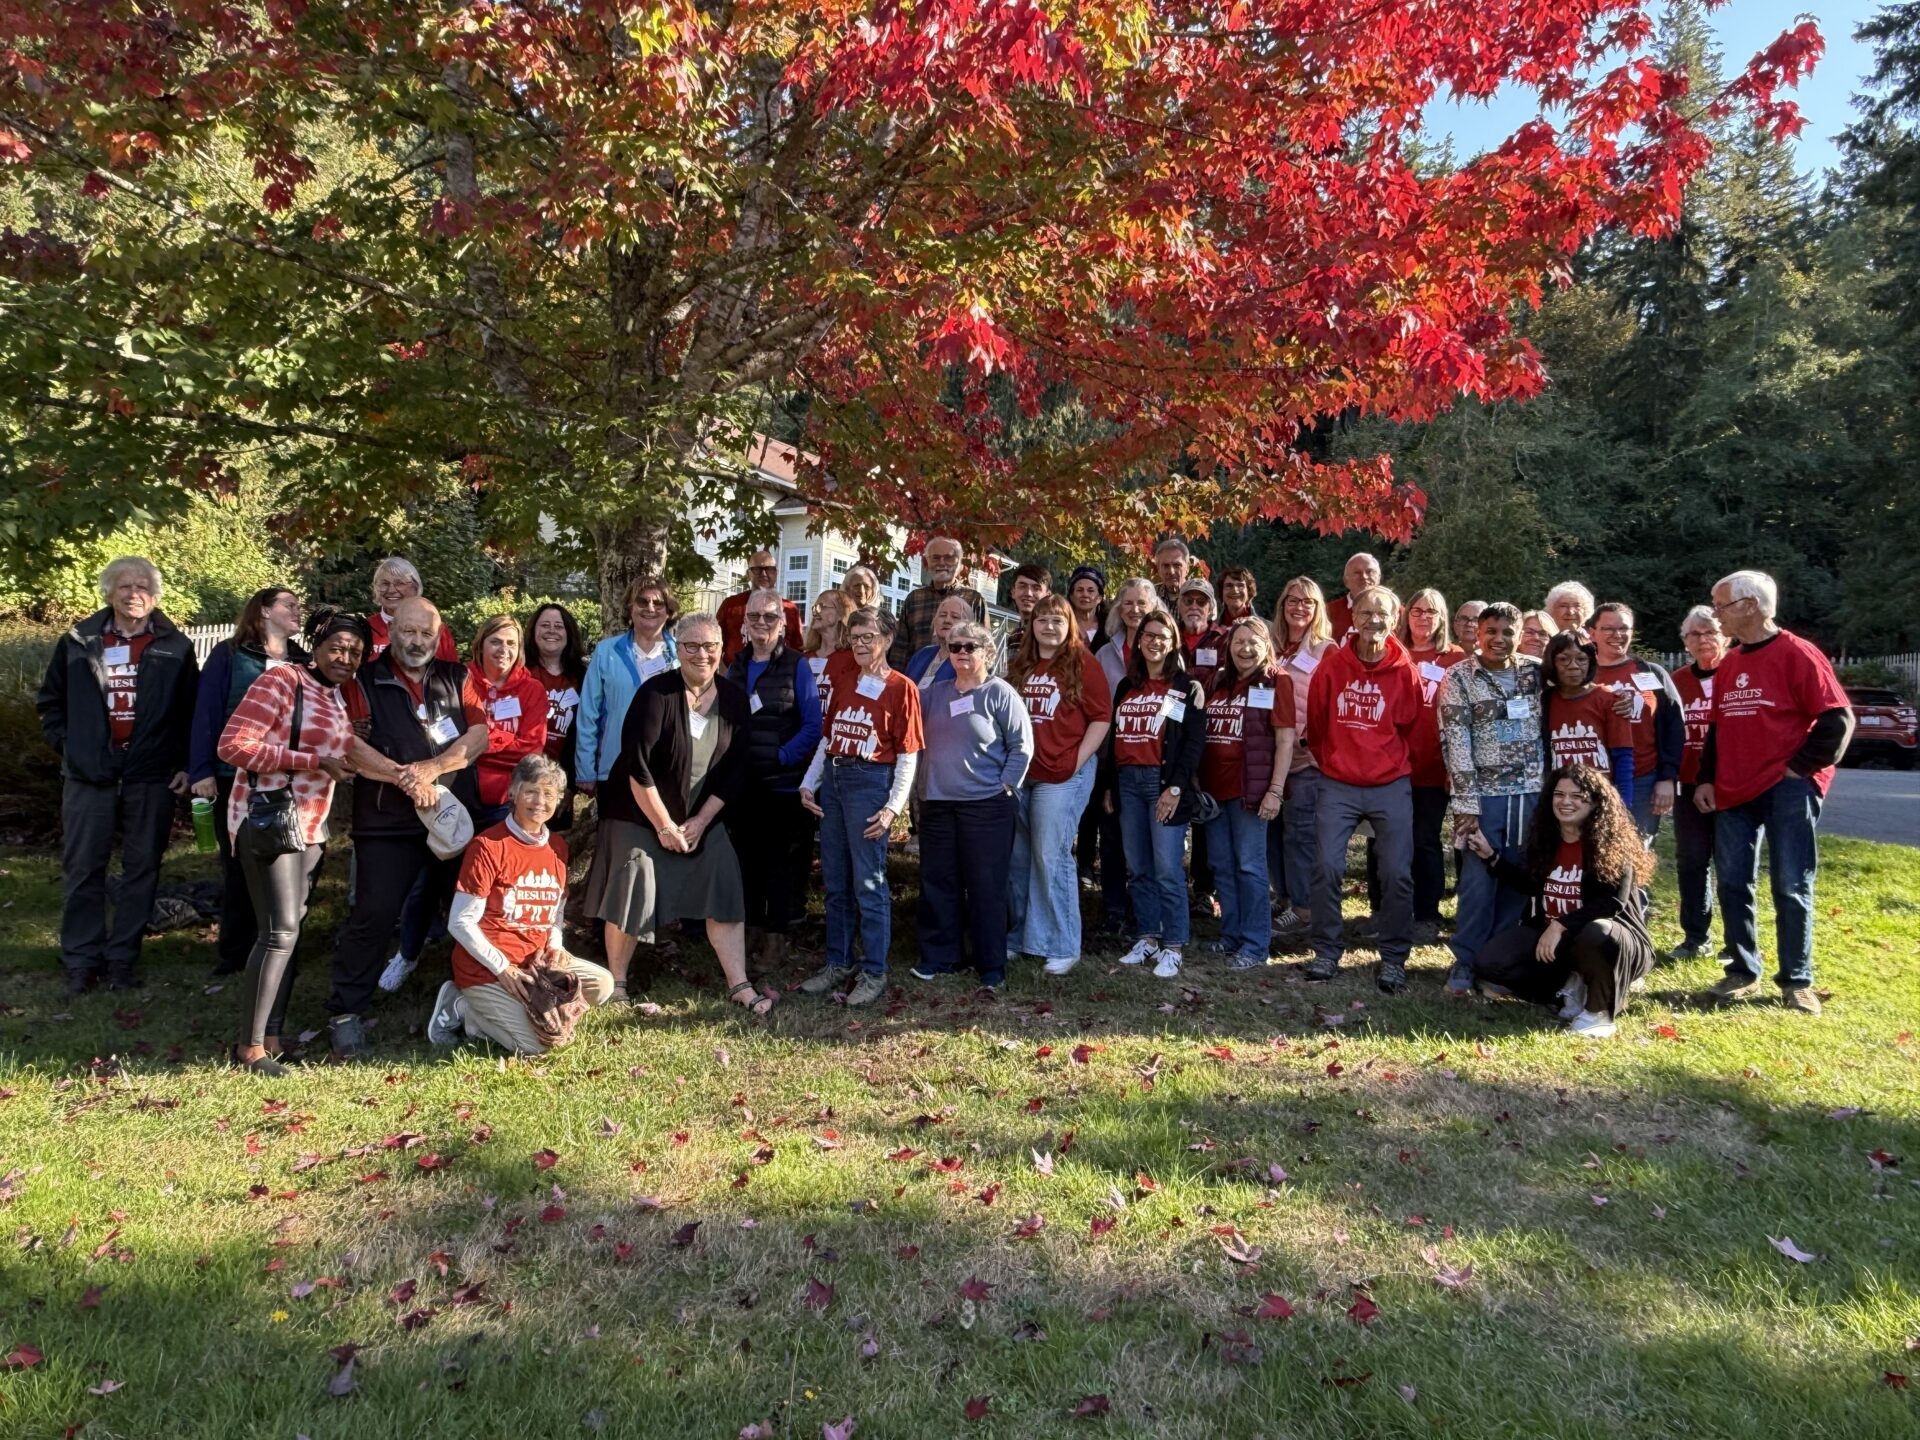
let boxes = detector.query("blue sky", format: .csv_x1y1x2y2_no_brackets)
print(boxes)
1428,1,1883,177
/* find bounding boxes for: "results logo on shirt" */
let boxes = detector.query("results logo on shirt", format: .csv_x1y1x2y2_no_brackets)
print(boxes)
1113,688,1167,739
1551,718,1607,770
1543,860,1583,919
1205,693,1245,747
1717,670,1776,718
545,687,580,738
1021,672,1063,722
1334,677,1385,727
828,704,884,759
499,865,565,933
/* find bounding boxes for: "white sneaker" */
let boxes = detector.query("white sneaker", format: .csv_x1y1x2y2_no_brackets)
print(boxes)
1569,1010,1616,1038
1117,938,1159,967
1556,976,1588,1020
1152,947,1184,979
1042,956,1080,977
377,952,417,993
426,980,465,1045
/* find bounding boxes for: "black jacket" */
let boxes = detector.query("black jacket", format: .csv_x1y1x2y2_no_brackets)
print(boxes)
1106,673,1208,824
1488,845,1652,947
603,671,751,841
351,652,483,838
37,607,199,785
724,642,807,791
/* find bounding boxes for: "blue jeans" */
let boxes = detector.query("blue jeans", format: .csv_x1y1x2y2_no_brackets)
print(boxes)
1116,765,1190,946
1312,776,1413,967
1010,756,1098,961
819,759,895,975
1273,766,1321,910
1628,772,1662,841
1715,774,1823,988
1449,790,1539,984
1203,801,1271,956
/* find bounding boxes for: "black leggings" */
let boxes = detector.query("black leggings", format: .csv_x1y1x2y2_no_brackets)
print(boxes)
1470,916,1652,1020
239,843,326,1047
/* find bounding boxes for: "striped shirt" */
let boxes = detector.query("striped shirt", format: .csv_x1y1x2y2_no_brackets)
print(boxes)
217,666,355,847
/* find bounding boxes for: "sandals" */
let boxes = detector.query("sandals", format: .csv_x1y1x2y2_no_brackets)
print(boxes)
727,980,777,1018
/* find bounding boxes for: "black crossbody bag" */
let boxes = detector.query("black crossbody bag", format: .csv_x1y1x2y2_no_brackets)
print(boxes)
242,680,306,861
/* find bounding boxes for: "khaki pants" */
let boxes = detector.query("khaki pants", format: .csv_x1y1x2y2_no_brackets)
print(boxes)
461,960,616,1055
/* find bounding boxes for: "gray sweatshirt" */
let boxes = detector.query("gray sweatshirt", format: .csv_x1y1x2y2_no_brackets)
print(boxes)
921,677,1034,801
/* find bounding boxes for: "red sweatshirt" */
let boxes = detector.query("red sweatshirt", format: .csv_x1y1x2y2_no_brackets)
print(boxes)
1305,635,1419,787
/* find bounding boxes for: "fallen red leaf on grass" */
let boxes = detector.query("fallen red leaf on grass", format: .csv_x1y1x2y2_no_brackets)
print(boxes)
964,1396,991,1420
1255,1294,1294,1320
540,1205,567,1222
670,1223,701,1248
4,1343,43,1369
79,1285,106,1309
885,1145,920,1162
929,1156,965,1173
1012,1214,1045,1239
805,1277,834,1310
1089,1217,1116,1238
1884,1372,1909,1389
388,1279,417,1306
1069,1394,1110,1417
355,1171,388,1184
1348,1295,1380,1325
1070,1044,1099,1065
416,1153,451,1170
957,1276,995,1302
533,1149,560,1170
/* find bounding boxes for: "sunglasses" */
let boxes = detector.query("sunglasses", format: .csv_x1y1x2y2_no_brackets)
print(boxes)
949,642,981,654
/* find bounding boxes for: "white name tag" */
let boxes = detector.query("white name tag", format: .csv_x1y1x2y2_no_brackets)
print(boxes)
689,709,710,740
103,644,131,667
1161,695,1187,724
808,657,827,677
855,674,885,700
1291,652,1319,676
491,694,522,721
1247,686,1276,711
1505,697,1531,721
949,694,975,717
1195,647,1218,668
1632,671,1661,692
426,714,460,745
1701,676,1714,700
1419,661,1447,683
749,692,764,714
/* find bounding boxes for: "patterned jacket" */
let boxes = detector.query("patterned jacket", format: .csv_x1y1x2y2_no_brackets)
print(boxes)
1438,656,1547,814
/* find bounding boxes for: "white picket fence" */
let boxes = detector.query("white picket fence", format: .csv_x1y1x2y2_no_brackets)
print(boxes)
184,624,229,665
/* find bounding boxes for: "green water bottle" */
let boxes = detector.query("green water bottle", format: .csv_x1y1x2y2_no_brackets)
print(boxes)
191,796,219,854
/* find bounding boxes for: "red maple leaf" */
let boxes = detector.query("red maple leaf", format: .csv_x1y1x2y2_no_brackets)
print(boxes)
532,1149,560,1169
957,1276,995,1302
964,1396,991,1420
1256,1294,1294,1321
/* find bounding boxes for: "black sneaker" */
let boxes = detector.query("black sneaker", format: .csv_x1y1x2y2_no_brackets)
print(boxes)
64,968,99,997
330,1013,370,1061
1375,960,1407,994
1303,955,1340,982
1668,941,1709,961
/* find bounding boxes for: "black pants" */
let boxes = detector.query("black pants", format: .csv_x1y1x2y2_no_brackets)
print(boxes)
1077,776,1128,929
1470,917,1652,1020
60,777,176,981
1673,787,1717,949
1190,820,1215,899
1410,784,1451,922
734,787,816,934
917,793,1017,981
329,836,457,1018
213,774,259,969
239,842,326,1045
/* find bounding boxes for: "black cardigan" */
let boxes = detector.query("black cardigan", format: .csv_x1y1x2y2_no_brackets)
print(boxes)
1487,845,1651,945
37,607,199,785
1106,673,1208,824
603,671,750,839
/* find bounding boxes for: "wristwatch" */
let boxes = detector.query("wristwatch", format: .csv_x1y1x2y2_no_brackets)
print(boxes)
1167,785,1182,797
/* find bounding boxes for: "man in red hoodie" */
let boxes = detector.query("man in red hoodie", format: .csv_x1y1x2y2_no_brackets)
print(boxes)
1304,586,1421,992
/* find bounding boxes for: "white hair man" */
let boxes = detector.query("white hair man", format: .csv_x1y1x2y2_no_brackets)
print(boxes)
1152,536,1192,610
1693,570,1854,1015
36,556,200,994
368,556,458,662
891,534,987,668
1325,552,1382,642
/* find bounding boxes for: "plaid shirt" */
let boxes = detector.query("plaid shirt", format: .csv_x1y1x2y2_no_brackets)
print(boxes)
889,581,987,668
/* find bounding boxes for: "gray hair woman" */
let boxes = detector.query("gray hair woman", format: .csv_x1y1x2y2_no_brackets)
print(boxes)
841,565,882,615
581,613,770,1014
431,753,620,1054
912,621,1033,988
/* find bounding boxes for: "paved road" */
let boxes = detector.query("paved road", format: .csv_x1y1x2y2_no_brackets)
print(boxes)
1819,766,1919,847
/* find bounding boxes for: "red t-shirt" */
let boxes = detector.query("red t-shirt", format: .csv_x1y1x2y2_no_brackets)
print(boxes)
1199,674,1297,800
1017,657,1113,785
469,664,551,807
1708,630,1849,809
820,662,925,765
1672,664,1715,786
452,823,570,989
1543,838,1584,921
1547,688,1634,777
1594,660,1662,779
532,666,583,764
811,650,849,719
367,611,460,663
1112,679,1175,768
1407,647,1468,788
101,625,154,750
1326,594,1356,642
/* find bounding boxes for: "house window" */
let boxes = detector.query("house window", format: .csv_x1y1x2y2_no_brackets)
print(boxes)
893,571,910,591
786,581,809,606
831,557,851,577
787,554,810,573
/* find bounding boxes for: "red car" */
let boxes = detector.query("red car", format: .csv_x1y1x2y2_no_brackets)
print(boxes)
1844,687,1918,769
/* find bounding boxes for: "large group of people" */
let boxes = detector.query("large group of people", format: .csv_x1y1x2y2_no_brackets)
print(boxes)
35,543,1857,1072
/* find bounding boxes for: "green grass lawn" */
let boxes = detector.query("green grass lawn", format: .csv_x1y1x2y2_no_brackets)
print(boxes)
1,832,1916,1438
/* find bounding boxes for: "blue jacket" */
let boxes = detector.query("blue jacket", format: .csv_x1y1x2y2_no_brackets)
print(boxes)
575,630,677,784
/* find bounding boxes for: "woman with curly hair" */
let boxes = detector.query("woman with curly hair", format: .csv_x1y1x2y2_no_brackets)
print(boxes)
1460,763,1656,1037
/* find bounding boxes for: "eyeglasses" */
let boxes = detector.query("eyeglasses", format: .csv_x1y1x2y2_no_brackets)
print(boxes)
1595,625,1631,637
848,632,882,647
1711,597,1747,614
1283,597,1314,609
949,642,981,654
680,641,722,654
749,565,776,574
1409,606,1439,617
745,613,781,625
634,598,668,610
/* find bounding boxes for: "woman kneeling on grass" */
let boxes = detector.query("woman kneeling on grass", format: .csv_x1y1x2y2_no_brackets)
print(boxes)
1461,763,1656,1038
429,754,618,1053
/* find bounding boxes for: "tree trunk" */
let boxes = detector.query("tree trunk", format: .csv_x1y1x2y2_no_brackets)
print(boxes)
591,514,672,635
